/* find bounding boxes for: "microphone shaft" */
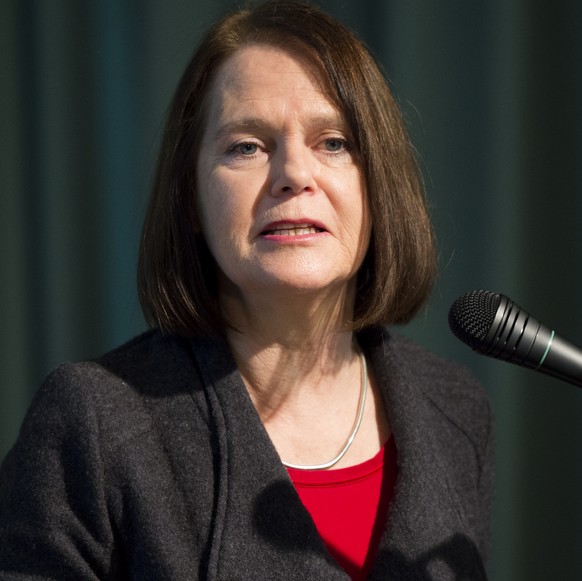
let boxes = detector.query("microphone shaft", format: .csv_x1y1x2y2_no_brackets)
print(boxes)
467,293,582,387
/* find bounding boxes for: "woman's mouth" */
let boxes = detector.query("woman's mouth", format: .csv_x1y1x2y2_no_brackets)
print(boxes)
261,222,326,237
264,225,324,236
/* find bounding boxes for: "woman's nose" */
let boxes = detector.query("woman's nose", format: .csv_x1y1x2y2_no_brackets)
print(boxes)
269,143,318,196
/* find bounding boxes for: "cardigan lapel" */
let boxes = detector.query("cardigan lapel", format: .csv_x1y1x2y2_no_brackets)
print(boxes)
365,330,487,580
190,338,348,580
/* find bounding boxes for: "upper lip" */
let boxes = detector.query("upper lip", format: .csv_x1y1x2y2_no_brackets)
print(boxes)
259,219,327,235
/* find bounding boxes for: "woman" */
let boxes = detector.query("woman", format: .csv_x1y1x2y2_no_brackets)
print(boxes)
0,1,493,579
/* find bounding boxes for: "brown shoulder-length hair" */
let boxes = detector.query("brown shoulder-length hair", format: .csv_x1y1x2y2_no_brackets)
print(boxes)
138,0,437,337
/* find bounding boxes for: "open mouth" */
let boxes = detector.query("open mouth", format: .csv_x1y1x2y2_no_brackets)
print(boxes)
262,223,326,236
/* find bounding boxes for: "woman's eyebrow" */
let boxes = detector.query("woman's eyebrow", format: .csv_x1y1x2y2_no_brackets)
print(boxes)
214,118,272,140
214,113,349,140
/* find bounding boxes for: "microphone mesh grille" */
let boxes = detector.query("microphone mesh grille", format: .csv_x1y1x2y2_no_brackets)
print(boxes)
448,290,501,349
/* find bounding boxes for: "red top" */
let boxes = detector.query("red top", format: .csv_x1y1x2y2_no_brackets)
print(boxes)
287,437,397,580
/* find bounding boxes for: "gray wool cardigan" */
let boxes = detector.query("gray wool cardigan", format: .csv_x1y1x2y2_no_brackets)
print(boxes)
0,327,493,580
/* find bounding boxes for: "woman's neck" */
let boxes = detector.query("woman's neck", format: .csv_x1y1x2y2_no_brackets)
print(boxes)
228,324,357,403
221,285,360,418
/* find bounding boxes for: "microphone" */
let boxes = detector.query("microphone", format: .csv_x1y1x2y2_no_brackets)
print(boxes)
448,290,582,388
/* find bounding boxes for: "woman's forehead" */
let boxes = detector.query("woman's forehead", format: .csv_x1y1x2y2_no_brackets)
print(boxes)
205,45,344,126
213,45,322,95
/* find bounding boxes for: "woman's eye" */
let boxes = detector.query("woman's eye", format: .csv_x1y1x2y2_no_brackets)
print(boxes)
323,138,346,152
234,142,258,156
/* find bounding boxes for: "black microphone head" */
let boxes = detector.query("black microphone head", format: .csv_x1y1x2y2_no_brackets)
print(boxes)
448,289,582,387
448,290,502,350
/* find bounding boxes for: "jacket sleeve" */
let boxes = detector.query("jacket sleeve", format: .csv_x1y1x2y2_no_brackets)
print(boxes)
0,365,115,580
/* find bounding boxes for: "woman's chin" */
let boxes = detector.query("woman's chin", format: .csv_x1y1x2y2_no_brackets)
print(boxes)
234,271,356,300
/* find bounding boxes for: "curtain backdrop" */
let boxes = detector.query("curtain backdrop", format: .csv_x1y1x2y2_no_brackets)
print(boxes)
2,1,581,578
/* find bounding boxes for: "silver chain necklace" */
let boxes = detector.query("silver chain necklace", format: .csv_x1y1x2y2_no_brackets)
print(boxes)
282,350,368,471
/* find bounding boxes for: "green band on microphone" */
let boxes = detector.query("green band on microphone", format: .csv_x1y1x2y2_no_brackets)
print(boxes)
537,330,555,369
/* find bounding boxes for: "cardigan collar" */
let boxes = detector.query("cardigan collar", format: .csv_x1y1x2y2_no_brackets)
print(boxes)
190,329,486,580
191,336,345,579
363,328,487,579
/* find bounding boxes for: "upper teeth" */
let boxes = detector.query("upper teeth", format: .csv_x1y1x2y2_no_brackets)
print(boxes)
271,227,318,236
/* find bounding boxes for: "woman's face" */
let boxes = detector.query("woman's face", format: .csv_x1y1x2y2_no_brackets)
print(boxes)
196,45,371,303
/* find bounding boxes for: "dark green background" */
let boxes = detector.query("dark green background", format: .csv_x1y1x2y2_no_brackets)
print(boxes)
2,1,582,578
